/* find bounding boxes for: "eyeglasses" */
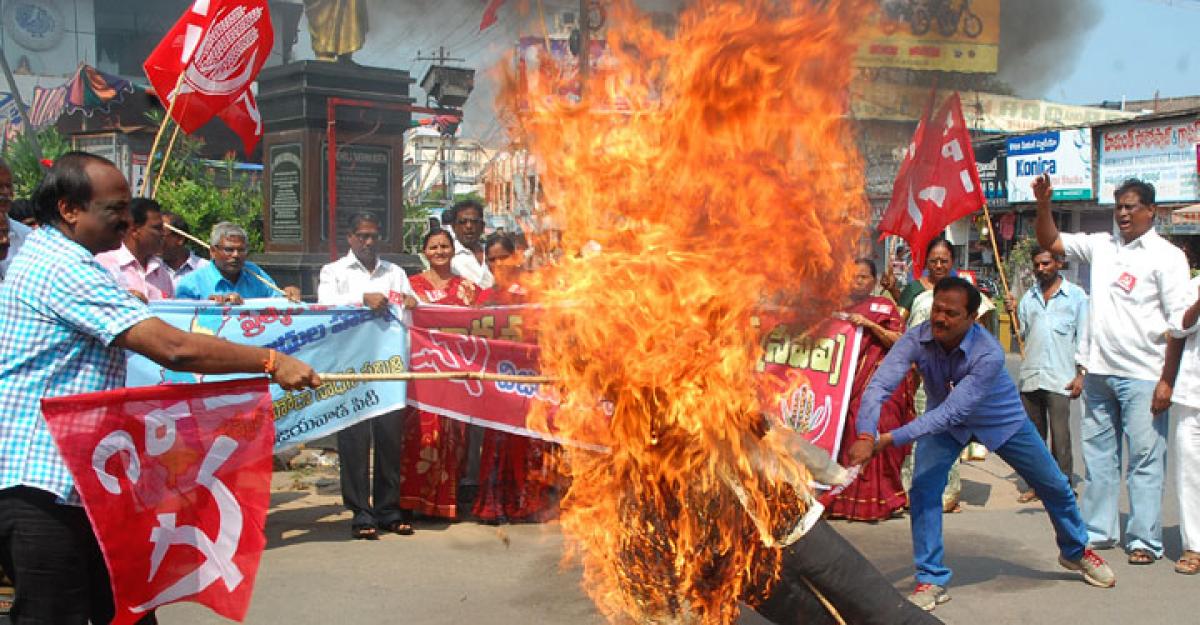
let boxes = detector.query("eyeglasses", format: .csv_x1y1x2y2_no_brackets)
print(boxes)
215,245,247,256
456,218,484,226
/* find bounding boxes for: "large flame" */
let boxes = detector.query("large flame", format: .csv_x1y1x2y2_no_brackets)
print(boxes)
508,1,871,622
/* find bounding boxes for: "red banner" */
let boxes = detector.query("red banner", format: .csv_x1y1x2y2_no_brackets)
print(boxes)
41,378,275,625
408,305,862,458
754,315,864,460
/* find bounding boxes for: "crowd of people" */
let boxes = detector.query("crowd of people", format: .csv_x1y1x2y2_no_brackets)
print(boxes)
0,152,1198,622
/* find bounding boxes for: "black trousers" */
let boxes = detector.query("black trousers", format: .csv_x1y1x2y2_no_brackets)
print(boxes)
1021,389,1073,480
0,486,155,625
751,519,942,625
337,409,406,527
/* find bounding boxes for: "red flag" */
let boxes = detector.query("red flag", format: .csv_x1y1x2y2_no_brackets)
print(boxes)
878,92,986,277
143,1,273,137
42,378,275,625
216,89,264,153
480,0,507,31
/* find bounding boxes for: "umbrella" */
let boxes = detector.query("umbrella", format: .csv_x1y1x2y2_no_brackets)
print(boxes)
64,64,134,117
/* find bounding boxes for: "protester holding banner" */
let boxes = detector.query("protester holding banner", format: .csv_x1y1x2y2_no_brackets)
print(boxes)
473,235,555,523
0,158,32,281
849,278,1115,612
96,198,174,301
448,199,495,290
0,152,321,625
175,221,301,303
828,259,917,522
399,229,480,518
317,212,417,539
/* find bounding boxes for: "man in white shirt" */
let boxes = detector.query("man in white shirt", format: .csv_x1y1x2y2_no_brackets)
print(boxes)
1160,276,1200,574
160,212,207,288
317,212,417,539
1034,175,1194,565
447,199,494,289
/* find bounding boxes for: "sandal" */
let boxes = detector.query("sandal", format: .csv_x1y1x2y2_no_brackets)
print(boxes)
382,520,415,536
352,524,379,540
1128,548,1155,565
1175,550,1200,575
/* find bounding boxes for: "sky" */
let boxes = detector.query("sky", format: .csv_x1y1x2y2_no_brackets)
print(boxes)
1038,0,1200,105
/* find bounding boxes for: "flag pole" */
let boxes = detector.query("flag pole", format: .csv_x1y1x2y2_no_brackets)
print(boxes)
151,123,183,199
981,203,1025,357
140,73,186,198
0,48,44,166
163,222,290,297
317,371,556,384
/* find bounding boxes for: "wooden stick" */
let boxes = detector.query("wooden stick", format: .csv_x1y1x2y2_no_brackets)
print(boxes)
151,123,183,199
141,73,187,198
981,204,1026,358
163,222,289,297
800,577,846,625
317,371,557,385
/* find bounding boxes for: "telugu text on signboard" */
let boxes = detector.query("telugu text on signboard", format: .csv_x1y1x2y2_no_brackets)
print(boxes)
1098,117,1200,204
1006,129,1093,203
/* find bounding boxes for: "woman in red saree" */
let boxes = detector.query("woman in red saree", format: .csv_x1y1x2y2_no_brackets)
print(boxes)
828,258,918,521
472,234,556,523
398,229,479,519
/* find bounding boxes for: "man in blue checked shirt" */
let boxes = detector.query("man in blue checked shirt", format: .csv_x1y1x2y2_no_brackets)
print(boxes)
0,153,321,625
847,277,1114,613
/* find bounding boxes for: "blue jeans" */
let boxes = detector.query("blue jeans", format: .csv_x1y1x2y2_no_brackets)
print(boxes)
1079,374,1168,556
909,419,1087,586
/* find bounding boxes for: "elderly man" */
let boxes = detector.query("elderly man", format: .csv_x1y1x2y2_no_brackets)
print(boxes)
175,221,301,303
160,211,207,288
1034,175,1194,565
0,158,31,279
447,199,494,289
1006,247,1089,503
317,212,417,539
849,278,1114,611
0,152,321,624
95,197,173,301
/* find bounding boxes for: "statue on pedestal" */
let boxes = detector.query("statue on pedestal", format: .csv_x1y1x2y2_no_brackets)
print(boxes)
303,0,367,62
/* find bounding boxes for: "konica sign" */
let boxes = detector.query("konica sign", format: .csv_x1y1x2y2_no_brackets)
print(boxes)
1006,129,1094,202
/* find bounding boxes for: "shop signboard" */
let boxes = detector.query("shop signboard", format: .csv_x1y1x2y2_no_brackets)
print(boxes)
854,0,1000,73
1098,117,1200,204
1006,129,1093,203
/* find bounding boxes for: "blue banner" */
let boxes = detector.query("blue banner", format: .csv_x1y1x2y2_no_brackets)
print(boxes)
127,300,410,452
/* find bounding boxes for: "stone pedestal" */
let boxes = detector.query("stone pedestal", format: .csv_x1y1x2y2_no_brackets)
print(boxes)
254,61,420,294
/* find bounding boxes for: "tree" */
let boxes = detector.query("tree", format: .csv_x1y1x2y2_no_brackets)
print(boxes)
2,127,70,198
147,112,264,251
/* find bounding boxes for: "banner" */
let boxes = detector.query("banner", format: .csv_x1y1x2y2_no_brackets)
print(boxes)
126,300,410,451
755,315,864,460
1006,129,1094,203
41,378,275,625
854,0,1000,73
1098,116,1200,204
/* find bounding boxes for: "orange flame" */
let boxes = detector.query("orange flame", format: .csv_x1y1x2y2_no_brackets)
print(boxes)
507,1,871,622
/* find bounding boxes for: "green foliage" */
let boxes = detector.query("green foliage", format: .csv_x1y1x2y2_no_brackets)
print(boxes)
2,127,70,197
1004,237,1038,296
148,112,264,251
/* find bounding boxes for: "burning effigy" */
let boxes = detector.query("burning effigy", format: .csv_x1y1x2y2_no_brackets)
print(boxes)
507,1,876,622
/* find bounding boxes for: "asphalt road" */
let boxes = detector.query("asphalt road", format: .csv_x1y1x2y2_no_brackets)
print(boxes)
159,357,1195,625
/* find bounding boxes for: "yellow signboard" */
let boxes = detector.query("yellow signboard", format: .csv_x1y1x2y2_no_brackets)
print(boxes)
855,0,1000,73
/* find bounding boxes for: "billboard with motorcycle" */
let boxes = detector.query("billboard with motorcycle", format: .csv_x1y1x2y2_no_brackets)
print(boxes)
856,0,1000,73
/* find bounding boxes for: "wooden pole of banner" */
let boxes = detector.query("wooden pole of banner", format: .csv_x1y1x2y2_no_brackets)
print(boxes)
163,222,290,297
981,203,1026,358
141,73,187,198
151,123,183,199
317,371,557,385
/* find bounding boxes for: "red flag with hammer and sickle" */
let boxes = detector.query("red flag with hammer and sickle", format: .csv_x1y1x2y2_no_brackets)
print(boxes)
878,92,986,277
42,378,275,625
143,0,273,152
